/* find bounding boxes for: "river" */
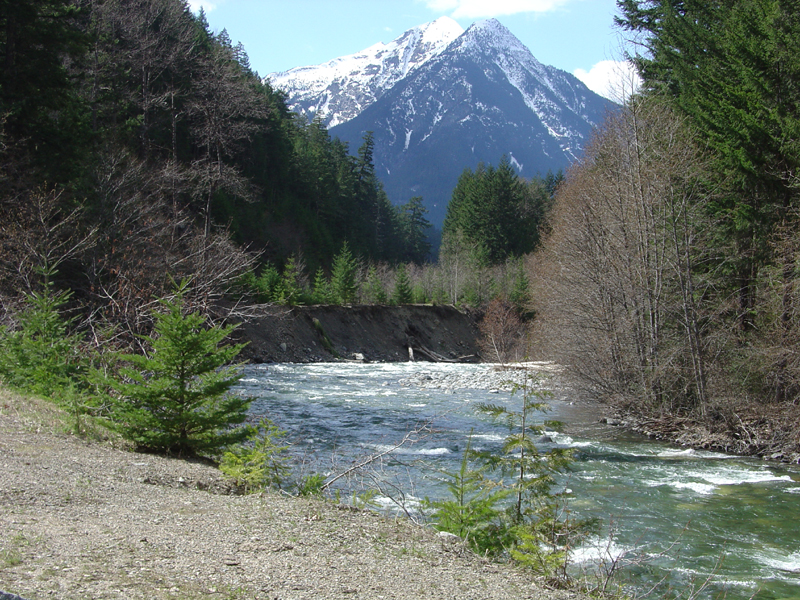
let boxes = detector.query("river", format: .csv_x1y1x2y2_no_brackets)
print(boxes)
236,362,800,600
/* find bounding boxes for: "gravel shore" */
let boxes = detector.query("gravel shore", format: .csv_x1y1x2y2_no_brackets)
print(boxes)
0,390,584,600
397,362,562,393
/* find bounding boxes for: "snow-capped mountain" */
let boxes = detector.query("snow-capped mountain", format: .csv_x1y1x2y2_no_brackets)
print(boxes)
268,17,464,128
270,18,615,227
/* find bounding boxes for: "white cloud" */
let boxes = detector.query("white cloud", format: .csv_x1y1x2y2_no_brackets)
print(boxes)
574,60,641,102
425,0,571,18
188,0,217,13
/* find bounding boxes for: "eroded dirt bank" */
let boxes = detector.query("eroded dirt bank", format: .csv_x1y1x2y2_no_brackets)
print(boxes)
234,304,482,364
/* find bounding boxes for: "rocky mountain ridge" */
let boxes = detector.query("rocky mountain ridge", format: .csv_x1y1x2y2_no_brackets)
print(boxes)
269,17,464,128
269,18,616,226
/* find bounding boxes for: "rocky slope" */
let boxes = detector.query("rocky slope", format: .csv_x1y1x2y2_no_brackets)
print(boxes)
269,17,464,128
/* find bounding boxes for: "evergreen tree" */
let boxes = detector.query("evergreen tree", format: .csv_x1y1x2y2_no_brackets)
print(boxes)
330,241,359,305
617,0,800,400
617,0,800,327
441,159,545,264
278,255,306,305
398,196,432,263
507,258,531,314
311,267,334,304
361,265,387,304
0,281,86,399
392,264,413,305
107,282,251,456
0,0,89,184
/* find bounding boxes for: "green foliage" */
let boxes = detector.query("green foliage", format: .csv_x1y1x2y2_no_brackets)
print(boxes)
479,372,581,578
330,241,359,305
312,317,337,357
0,0,89,183
617,0,800,330
1,1,429,311
0,283,85,400
277,255,307,305
297,473,326,497
360,265,387,304
430,370,588,581
311,267,334,304
397,196,432,263
612,0,800,404
441,159,549,265
428,434,514,556
507,258,531,315
220,418,291,492
476,374,571,524
391,264,413,305
107,281,251,456
256,265,283,303
411,283,428,305
0,274,102,434
350,488,380,510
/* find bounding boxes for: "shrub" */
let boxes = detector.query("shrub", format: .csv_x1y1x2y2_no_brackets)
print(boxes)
220,418,291,492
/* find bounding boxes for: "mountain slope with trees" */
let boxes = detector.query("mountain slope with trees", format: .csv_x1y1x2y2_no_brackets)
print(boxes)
265,17,615,230
0,0,432,335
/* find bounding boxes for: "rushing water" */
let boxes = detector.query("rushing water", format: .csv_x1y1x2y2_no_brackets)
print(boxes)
236,362,800,600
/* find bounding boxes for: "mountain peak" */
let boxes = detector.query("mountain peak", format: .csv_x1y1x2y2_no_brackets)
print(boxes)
459,18,531,56
421,16,464,43
470,18,506,32
268,18,463,127
271,18,615,226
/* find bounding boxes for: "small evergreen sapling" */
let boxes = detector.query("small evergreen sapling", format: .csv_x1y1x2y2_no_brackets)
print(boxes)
108,281,251,456
0,283,86,399
220,418,291,492
0,272,98,434
330,241,359,304
428,433,513,556
475,370,592,581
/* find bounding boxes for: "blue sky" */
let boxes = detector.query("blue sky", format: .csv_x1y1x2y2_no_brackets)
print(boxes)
192,0,639,100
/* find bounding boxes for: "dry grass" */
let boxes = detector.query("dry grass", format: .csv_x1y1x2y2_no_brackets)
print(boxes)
0,386,123,446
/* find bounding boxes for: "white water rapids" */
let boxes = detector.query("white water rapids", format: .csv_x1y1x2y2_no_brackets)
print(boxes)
235,362,800,599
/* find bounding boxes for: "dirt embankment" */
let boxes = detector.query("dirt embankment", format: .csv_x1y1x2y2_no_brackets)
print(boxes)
234,304,483,364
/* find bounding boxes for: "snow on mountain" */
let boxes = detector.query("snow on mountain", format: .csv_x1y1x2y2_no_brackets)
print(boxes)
451,19,603,160
270,17,615,226
328,18,614,226
267,17,464,128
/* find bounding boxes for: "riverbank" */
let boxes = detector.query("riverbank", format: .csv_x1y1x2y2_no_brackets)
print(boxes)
399,358,800,465
233,304,483,364
0,389,584,600
603,402,800,465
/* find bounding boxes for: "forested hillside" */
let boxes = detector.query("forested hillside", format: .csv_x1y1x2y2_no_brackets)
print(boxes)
0,0,431,326
532,0,800,434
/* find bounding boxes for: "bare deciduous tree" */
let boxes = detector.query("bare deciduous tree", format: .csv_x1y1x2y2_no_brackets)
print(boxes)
187,34,266,242
479,298,525,364
531,98,717,414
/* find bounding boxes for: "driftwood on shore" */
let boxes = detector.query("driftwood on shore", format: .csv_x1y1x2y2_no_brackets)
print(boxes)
411,343,476,363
